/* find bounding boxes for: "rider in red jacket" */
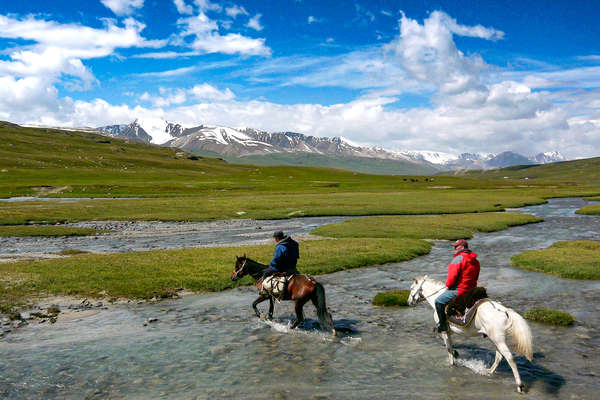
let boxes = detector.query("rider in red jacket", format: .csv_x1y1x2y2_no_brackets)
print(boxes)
435,239,480,332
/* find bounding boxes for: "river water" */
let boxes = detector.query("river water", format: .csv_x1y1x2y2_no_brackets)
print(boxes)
1,198,599,399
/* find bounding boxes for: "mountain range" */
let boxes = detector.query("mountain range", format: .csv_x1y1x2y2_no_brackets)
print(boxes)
95,119,567,174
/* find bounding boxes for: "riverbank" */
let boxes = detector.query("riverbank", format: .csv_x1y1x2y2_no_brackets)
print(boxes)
0,212,543,313
510,240,600,279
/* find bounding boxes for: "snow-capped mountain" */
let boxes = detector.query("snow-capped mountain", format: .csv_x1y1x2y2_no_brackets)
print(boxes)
96,119,567,170
531,151,566,164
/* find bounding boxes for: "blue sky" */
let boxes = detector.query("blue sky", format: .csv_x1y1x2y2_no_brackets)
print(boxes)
1,0,599,158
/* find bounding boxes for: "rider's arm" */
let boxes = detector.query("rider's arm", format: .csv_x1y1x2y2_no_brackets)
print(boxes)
269,245,284,269
445,255,462,289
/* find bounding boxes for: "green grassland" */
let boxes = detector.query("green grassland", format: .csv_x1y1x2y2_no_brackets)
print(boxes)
230,152,440,175
524,309,575,326
311,212,542,240
576,204,600,215
372,290,411,307
0,238,431,309
453,157,600,184
510,241,600,279
1,123,600,225
0,225,107,237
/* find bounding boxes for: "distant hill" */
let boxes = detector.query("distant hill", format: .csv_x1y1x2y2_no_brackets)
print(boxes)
450,157,600,184
229,152,439,175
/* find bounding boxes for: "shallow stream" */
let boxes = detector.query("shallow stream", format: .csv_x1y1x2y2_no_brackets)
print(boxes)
1,198,599,399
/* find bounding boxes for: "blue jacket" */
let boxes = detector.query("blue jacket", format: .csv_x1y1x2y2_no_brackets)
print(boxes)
269,236,299,272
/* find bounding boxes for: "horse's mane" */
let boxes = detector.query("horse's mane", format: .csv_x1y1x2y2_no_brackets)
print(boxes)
417,276,445,289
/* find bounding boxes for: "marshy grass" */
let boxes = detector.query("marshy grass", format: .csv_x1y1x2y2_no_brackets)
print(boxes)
0,238,432,309
311,212,543,240
372,290,411,307
510,241,600,279
0,225,108,237
576,204,600,215
524,309,574,326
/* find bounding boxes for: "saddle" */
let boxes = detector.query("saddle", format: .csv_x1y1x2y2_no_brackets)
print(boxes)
260,271,297,300
446,287,488,327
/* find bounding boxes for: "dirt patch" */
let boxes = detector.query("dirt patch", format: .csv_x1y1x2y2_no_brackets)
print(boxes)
31,185,72,194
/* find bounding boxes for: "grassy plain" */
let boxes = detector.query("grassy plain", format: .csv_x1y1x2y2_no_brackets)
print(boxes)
0,226,107,237
311,212,542,240
575,204,600,215
2,123,600,225
0,238,431,309
510,241,600,280
372,290,411,307
453,157,600,184
524,309,575,326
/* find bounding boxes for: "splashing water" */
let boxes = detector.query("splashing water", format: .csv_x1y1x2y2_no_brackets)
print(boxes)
455,358,490,375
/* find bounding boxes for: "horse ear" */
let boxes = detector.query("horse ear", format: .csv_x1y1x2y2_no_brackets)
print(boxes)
235,255,238,260
243,253,246,258
423,275,428,280
413,278,418,284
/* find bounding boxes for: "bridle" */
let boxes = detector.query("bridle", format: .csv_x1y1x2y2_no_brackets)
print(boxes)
409,276,446,305
232,259,247,280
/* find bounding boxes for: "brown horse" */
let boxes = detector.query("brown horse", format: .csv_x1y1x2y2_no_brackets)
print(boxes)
231,255,335,334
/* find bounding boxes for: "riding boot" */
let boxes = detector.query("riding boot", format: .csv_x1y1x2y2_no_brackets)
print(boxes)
435,302,448,332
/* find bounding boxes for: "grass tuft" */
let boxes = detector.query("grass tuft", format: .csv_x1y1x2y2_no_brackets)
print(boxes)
524,309,574,326
576,204,600,215
372,290,411,307
511,241,600,279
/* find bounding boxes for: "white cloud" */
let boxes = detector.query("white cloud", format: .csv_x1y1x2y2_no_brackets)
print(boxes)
189,83,235,101
101,0,145,16
173,0,193,15
176,13,270,56
0,15,162,91
226,5,248,18
134,66,197,78
246,14,263,31
194,0,222,13
308,16,322,24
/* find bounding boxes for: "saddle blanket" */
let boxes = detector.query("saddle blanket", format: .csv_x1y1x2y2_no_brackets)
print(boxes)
261,275,291,297
448,298,489,328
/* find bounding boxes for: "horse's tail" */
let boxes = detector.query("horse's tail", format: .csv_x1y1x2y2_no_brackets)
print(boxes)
314,282,335,335
506,308,533,361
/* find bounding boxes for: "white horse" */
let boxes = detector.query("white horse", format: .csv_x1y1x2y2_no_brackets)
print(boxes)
408,276,533,393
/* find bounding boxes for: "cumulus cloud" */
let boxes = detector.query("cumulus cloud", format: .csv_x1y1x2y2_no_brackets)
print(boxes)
173,0,193,15
175,12,270,55
194,0,222,13
101,0,145,16
246,14,264,31
226,5,248,18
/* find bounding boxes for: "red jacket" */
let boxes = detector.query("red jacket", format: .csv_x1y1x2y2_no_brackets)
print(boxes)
446,249,480,295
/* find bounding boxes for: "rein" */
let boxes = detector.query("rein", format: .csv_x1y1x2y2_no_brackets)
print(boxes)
413,279,447,305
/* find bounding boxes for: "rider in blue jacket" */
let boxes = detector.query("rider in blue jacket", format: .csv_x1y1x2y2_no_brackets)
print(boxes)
262,231,299,279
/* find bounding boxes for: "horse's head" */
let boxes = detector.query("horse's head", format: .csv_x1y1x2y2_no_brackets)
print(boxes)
407,275,428,306
231,254,248,281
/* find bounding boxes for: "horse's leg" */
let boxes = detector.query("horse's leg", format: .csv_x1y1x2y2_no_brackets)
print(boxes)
441,331,456,365
491,334,524,393
252,294,268,319
290,299,308,329
487,350,503,375
267,297,274,321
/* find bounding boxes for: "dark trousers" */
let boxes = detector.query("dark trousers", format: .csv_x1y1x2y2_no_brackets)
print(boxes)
435,289,457,329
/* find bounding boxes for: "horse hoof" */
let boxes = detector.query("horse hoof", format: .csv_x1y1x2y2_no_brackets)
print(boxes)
517,384,525,393
453,350,459,358
331,329,336,336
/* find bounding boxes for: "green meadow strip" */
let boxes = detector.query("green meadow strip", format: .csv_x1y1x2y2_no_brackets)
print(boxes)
0,225,108,237
0,238,432,308
510,240,600,280
311,212,542,240
576,204,600,215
